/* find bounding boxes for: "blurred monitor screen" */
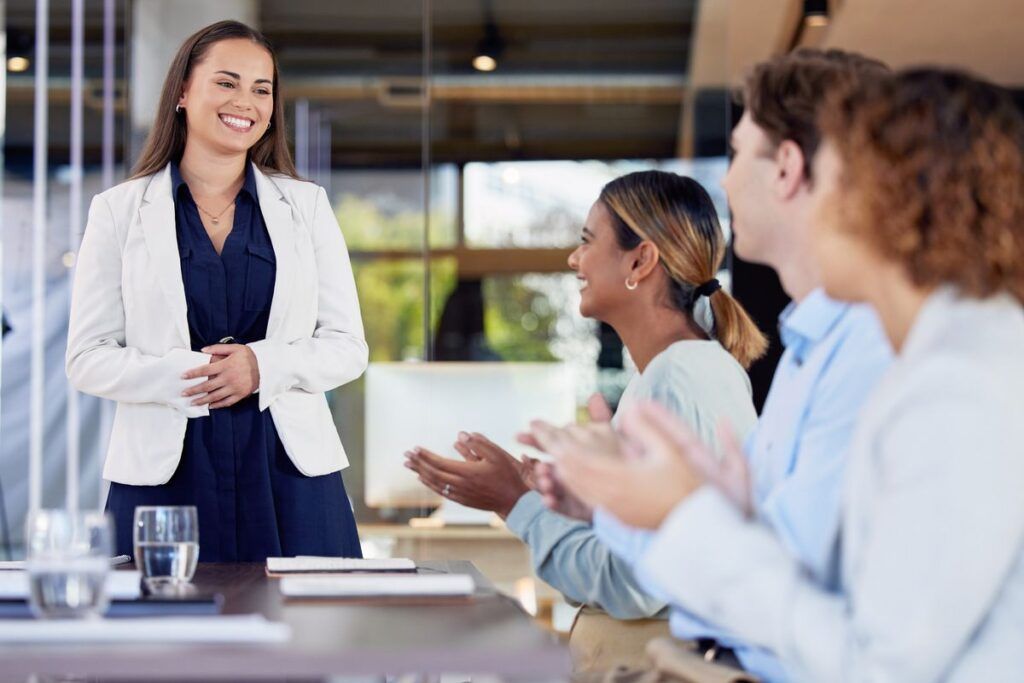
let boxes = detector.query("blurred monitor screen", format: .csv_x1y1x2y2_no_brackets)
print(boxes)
364,362,577,510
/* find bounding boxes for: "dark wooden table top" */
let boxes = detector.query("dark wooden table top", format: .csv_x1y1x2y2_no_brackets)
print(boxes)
0,561,570,681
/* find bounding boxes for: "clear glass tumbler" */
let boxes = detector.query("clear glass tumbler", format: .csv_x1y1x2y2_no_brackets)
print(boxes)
133,506,199,592
25,510,114,619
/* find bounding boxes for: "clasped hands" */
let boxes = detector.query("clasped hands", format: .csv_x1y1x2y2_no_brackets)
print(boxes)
181,343,260,410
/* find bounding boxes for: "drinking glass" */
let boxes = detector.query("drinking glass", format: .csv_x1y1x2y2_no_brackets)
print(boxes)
133,506,199,592
25,510,114,619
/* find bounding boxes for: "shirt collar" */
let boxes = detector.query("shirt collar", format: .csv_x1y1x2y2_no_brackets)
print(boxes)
240,161,258,200
170,160,188,198
168,160,258,200
778,288,851,363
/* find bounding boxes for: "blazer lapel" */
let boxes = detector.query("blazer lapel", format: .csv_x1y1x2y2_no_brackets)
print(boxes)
253,164,296,338
139,165,190,344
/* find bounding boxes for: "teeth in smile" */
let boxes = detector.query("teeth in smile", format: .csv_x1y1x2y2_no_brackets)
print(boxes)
220,114,253,130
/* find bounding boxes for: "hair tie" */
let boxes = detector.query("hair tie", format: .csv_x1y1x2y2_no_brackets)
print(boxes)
695,278,721,298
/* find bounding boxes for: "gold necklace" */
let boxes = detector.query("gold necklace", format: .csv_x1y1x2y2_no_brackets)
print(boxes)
195,199,235,225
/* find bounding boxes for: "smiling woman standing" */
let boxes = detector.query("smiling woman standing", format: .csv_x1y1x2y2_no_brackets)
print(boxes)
66,21,368,561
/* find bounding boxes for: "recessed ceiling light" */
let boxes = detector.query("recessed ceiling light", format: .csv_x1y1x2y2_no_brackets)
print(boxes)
8,56,30,72
472,55,497,72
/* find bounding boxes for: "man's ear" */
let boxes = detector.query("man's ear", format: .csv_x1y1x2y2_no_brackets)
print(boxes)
775,140,809,200
630,241,661,282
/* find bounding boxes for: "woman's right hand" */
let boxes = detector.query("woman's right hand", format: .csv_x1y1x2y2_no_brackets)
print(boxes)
536,461,594,522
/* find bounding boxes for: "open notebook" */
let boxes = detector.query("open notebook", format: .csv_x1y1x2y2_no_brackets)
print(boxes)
279,573,474,598
266,556,416,574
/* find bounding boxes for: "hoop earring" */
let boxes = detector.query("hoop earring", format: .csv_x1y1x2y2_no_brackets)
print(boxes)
625,278,638,291
175,104,182,113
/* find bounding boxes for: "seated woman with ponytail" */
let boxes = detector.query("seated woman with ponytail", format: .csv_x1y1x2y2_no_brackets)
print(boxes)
404,171,767,663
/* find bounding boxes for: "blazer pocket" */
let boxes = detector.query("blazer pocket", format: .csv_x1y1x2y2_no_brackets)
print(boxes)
244,243,277,312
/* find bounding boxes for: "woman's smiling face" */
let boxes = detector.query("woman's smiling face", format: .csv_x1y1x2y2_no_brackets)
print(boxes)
177,38,275,157
567,201,639,321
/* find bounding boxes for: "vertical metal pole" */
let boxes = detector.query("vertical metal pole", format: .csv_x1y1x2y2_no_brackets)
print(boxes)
98,0,118,504
421,0,432,361
30,0,51,515
294,99,309,178
66,0,85,512
102,0,116,190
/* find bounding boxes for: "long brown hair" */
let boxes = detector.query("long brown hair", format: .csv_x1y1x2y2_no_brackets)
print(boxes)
600,171,768,369
130,20,298,179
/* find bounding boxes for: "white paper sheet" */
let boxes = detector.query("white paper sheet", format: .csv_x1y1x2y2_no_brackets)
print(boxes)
0,614,291,643
266,556,416,573
0,555,131,571
280,573,474,598
0,570,142,600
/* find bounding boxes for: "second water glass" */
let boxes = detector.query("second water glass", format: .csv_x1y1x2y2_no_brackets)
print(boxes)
133,506,199,591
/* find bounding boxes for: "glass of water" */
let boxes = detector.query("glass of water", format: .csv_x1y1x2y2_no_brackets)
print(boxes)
25,510,114,619
133,506,199,592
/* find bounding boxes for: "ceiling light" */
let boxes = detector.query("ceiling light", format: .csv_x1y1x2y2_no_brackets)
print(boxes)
473,55,497,72
803,0,829,27
7,56,30,72
472,19,504,73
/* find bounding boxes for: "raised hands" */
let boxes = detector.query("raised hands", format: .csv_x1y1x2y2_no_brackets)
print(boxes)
528,400,753,529
403,432,532,519
517,392,615,522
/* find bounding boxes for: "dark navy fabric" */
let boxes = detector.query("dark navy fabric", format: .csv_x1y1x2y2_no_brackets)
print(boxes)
107,162,361,562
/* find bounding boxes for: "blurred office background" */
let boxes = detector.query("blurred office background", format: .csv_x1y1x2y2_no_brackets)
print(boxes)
1,0,1022,576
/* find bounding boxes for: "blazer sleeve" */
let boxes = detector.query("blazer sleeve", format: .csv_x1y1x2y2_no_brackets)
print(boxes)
65,193,211,418
247,186,369,410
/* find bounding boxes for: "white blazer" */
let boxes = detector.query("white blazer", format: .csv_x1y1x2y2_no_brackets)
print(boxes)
66,163,369,486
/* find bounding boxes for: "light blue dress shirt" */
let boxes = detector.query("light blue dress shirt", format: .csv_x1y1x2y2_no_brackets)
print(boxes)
593,289,892,682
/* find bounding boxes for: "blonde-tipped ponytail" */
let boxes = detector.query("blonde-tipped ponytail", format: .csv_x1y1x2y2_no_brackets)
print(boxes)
706,289,769,369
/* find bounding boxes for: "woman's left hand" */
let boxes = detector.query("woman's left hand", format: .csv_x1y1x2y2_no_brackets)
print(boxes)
181,344,260,409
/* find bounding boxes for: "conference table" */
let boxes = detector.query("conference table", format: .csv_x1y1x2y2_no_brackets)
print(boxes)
0,560,571,682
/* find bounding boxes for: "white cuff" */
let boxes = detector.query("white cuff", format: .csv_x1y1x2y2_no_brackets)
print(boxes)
166,348,212,418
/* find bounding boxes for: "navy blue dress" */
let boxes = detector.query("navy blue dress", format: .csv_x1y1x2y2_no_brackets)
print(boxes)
107,163,362,562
